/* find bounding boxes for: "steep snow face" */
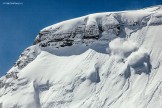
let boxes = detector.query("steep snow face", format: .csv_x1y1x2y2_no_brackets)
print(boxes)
1,6,162,108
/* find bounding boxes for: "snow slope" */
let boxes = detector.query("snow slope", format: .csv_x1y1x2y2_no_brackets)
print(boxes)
1,5,162,108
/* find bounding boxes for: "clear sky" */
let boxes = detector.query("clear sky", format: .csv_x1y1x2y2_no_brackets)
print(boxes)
0,0,161,76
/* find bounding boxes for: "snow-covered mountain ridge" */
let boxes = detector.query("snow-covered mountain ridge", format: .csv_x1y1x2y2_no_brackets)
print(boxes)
1,5,162,108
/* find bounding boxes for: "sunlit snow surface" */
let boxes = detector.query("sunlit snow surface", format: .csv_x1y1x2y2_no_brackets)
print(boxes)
1,6,162,108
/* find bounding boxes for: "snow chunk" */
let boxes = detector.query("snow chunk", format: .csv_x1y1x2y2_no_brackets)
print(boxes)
126,48,151,75
86,64,100,83
127,48,148,66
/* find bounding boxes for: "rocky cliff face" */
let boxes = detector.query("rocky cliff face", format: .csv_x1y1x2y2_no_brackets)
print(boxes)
0,6,162,108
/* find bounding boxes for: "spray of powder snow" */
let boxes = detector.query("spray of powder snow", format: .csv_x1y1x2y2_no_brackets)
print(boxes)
108,38,138,58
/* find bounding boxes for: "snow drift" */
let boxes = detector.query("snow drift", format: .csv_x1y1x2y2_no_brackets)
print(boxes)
0,5,162,108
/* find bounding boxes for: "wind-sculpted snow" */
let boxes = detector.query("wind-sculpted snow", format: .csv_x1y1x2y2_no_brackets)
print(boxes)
0,5,162,108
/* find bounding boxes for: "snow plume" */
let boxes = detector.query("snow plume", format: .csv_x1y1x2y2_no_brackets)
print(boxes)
109,38,138,58
108,38,151,77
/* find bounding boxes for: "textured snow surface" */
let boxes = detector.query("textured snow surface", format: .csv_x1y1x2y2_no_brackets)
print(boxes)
1,5,162,108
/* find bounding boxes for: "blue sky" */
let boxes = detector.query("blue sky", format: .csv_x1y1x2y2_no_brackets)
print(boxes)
0,0,161,76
